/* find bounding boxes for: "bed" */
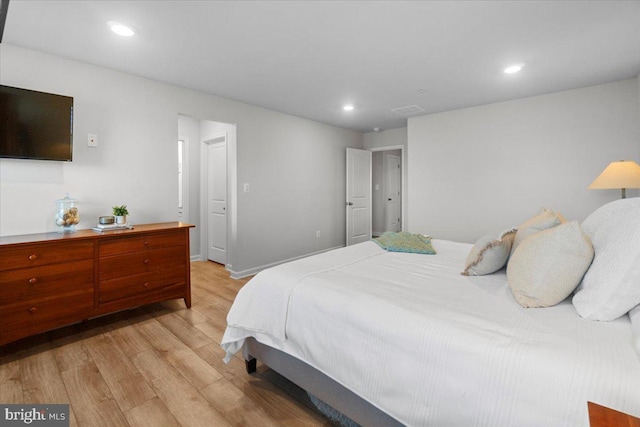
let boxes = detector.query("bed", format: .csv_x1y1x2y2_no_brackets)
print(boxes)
221,198,640,426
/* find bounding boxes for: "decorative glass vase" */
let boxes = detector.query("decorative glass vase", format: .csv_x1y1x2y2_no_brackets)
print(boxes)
55,193,80,232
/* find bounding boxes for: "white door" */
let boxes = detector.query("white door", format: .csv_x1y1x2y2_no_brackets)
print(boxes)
346,148,372,246
384,154,401,232
207,139,227,264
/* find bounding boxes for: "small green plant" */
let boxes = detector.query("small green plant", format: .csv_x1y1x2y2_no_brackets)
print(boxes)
112,205,129,216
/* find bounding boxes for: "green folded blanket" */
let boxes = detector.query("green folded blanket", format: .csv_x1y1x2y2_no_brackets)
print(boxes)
373,231,436,254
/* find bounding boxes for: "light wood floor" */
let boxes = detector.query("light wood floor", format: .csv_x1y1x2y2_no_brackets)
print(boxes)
0,261,334,427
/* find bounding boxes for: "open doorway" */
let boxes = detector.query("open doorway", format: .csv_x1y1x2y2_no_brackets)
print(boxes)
371,147,404,237
177,114,236,268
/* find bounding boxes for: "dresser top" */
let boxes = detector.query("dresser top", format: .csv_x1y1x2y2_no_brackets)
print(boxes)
0,222,195,247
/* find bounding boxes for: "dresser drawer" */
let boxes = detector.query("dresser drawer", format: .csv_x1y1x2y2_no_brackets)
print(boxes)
0,241,94,271
99,246,185,281
0,259,93,305
99,265,186,304
99,231,185,257
0,290,93,345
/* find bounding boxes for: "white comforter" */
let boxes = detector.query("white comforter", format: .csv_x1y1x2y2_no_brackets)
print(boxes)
221,240,640,426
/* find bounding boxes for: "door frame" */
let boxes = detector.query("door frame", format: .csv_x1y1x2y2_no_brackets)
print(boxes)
177,135,189,223
200,133,228,264
369,145,406,232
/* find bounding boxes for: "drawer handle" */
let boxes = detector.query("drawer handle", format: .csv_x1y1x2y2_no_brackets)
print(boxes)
28,277,38,285
143,282,149,288
28,306,38,314
28,254,38,261
144,241,149,246
143,259,150,265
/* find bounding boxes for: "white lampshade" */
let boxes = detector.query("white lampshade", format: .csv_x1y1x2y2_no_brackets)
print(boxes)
588,160,640,198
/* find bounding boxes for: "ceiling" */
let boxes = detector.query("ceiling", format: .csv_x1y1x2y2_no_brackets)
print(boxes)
3,1,640,132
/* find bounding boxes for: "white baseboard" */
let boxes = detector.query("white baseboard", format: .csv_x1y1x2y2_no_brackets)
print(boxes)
228,245,345,279
190,254,202,262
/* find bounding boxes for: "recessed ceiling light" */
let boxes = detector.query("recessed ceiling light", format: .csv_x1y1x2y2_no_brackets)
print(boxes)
343,105,354,111
108,21,136,37
504,64,524,74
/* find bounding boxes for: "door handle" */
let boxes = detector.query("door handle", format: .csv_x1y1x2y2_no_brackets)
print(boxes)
347,202,353,206
388,198,392,201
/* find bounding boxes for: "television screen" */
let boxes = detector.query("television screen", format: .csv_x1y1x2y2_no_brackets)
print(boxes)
0,85,74,161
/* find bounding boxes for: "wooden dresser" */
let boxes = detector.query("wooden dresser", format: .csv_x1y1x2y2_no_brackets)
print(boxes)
0,222,194,346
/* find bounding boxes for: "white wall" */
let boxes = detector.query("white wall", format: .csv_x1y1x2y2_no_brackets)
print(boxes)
364,127,407,151
0,44,364,277
408,79,640,243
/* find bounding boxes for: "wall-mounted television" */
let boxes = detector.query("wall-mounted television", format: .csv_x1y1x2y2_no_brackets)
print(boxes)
0,84,74,161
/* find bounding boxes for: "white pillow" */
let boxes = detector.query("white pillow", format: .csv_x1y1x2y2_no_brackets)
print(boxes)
572,197,640,320
507,221,594,308
510,208,564,256
461,228,516,276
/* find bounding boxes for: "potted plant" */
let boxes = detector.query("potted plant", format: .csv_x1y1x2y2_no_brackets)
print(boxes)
112,205,129,225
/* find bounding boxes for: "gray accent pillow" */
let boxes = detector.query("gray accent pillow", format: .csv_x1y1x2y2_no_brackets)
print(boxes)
462,229,516,276
507,221,594,308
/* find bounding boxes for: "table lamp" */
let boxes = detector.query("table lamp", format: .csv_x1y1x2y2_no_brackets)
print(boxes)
588,160,640,199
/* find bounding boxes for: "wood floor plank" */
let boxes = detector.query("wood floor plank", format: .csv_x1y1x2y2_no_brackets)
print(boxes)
135,317,222,390
151,311,214,350
193,318,226,342
108,320,155,358
0,360,23,403
21,349,70,404
0,358,21,383
163,300,210,326
133,316,184,352
83,333,156,412
165,347,223,390
131,348,231,427
124,397,180,427
61,361,128,427
200,377,283,427
53,339,92,373
0,378,23,403
192,304,231,336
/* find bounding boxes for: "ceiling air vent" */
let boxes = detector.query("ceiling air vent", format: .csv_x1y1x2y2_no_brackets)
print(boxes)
391,105,425,116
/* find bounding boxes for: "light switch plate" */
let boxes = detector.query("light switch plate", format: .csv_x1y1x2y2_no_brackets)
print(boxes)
88,134,98,147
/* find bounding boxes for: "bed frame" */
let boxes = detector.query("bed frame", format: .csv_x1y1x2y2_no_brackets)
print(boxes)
243,337,404,427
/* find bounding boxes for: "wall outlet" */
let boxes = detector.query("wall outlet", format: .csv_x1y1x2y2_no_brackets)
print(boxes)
316,230,321,238
243,183,250,193
88,134,98,147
